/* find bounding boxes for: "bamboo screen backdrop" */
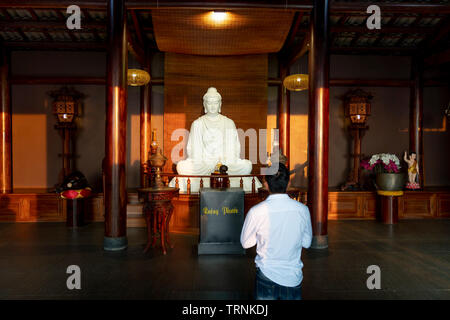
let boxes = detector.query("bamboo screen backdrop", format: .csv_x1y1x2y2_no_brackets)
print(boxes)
163,53,268,173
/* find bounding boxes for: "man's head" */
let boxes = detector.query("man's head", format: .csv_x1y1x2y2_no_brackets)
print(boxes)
264,163,290,194
203,87,222,114
411,152,417,160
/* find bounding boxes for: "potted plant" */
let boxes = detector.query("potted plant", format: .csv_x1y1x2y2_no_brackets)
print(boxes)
361,153,405,191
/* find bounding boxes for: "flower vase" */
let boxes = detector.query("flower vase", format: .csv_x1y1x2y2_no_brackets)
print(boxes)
375,173,406,191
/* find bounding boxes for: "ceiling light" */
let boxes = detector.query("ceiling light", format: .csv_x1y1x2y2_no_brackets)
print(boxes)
127,69,151,86
211,10,227,23
283,74,309,91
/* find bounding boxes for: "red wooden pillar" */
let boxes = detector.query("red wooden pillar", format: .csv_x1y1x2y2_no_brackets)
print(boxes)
278,63,290,162
104,0,128,251
140,51,152,187
307,0,330,249
0,47,11,194
409,57,424,187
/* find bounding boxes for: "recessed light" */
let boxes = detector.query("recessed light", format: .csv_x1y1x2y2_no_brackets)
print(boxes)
211,10,227,23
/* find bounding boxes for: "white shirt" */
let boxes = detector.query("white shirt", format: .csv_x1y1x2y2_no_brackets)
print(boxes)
240,193,312,287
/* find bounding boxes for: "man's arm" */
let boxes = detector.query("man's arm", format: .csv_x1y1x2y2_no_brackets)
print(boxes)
302,207,313,249
240,209,257,249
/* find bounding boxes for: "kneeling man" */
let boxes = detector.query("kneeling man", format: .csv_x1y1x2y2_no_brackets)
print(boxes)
240,163,312,300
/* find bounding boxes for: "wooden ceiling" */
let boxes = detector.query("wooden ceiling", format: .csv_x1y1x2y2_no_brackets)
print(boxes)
152,9,294,55
0,0,448,65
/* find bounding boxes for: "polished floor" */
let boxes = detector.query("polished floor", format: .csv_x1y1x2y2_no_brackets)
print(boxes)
0,220,449,300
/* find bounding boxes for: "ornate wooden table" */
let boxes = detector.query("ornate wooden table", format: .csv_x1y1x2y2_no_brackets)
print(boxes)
138,186,179,254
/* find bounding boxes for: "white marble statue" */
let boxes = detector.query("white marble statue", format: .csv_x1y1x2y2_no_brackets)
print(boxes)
169,87,262,192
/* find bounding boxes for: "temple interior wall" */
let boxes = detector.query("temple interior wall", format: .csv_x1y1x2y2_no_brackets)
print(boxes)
9,51,449,190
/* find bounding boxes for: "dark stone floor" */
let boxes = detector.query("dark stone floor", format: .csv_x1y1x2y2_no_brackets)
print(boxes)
0,220,449,300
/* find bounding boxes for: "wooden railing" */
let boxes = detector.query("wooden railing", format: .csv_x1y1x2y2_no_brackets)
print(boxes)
152,173,264,195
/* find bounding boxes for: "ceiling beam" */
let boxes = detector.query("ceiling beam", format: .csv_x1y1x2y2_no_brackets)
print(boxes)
126,0,313,10
0,21,106,29
425,48,450,66
130,10,144,47
329,26,435,35
126,26,145,66
283,33,310,66
2,41,107,50
11,76,106,85
0,1,107,9
330,2,450,14
0,1,448,13
330,79,413,87
281,11,304,51
0,0,313,10
331,46,416,55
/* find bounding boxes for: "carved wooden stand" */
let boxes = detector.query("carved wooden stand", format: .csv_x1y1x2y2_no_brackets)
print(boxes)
138,187,179,255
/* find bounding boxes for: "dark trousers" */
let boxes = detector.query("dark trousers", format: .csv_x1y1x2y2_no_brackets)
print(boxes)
255,268,302,300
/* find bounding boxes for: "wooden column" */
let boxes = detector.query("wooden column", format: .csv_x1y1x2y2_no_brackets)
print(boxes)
140,51,152,187
409,57,424,187
278,63,290,161
0,47,12,194
104,0,128,251
307,0,330,249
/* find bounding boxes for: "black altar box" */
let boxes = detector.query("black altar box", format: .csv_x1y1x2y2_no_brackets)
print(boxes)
198,188,245,255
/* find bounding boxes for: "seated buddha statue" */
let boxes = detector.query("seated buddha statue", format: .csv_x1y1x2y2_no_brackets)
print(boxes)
169,87,262,192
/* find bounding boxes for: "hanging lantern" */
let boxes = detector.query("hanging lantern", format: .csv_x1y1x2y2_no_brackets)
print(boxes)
344,89,372,125
127,69,151,86
283,74,309,91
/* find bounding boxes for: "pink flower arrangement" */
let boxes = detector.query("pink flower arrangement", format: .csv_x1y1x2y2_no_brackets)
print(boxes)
361,153,401,174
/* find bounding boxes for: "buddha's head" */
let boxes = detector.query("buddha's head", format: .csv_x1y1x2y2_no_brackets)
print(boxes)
203,87,222,115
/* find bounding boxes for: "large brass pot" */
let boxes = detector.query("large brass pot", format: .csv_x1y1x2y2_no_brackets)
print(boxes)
375,173,406,191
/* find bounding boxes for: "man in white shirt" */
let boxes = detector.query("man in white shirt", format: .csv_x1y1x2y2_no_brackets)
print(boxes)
240,163,312,300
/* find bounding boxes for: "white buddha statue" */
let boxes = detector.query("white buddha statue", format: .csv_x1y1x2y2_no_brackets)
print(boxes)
169,87,262,193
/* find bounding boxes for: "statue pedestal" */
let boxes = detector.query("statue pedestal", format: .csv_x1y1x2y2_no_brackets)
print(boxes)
198,188,245,255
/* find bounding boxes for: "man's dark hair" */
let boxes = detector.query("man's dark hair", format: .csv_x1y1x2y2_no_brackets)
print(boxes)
265,163,290,193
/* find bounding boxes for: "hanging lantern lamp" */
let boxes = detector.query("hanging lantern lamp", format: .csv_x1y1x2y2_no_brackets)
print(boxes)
127,69,151,86
283,74,309,91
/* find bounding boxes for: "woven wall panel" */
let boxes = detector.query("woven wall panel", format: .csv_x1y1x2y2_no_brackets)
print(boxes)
152,9,294,55
163,53,268,173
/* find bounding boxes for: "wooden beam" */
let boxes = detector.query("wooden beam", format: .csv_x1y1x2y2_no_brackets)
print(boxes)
330,26,435,34
277,63,290,163
308,0,329,249
282,11,304,53
131,10,144,46
330,79,413,87
104,0,128,251
0,21,106,29
0,0,312,9
3,41,107,50
126,26,145,66
331,46,416,55
425,48,450,66
140,50,152,187
126,0,313,10
0,1,107,9
330,2,450,14
285,34,310,66
11,76,106,85
0,47,12,193
426,17,450,49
